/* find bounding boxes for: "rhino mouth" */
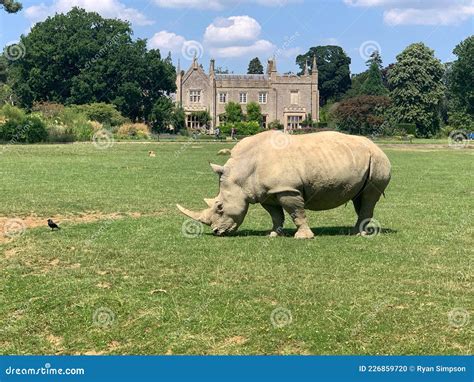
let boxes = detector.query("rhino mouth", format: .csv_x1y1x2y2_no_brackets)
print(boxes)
212,223,238,236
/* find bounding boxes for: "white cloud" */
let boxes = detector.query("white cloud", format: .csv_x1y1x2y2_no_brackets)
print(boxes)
148,31,186,52
344,0,474,25
24,0,153,26
204,16,261,45
154,0,298,10
210,39,275,58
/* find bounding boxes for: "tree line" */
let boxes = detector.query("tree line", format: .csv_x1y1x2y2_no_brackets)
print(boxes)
1,6,473,138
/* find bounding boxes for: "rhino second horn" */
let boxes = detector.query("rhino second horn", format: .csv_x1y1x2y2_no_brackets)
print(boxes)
176,204,211,225
209,163,224,175
204,198,217,207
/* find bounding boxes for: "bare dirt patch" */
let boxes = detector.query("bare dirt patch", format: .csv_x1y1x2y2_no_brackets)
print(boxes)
0,211,163,244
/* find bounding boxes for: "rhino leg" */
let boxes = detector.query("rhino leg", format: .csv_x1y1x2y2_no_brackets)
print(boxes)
276,193,314,239
351,184,382,235
261,203,285,237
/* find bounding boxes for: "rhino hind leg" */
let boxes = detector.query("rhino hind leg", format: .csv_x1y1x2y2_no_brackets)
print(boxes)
275,193,314,239
261,203,285,237
351,183,383,235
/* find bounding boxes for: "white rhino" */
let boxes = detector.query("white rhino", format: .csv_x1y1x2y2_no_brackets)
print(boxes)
177,130,391,239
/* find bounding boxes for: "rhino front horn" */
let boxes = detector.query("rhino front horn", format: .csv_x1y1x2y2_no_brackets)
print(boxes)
176,204,211,225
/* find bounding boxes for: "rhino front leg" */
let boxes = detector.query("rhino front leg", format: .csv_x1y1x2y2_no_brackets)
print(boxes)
276,193,314,239
261,203,285,237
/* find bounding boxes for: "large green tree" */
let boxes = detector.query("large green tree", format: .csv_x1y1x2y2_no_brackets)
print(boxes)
449,35,474,117
388,43,445,137
360,60,388,96
247,57,264,74
1,0,22,13
8,7,175,121
296,46,351,105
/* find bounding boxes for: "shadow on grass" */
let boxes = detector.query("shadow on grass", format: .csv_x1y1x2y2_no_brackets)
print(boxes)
207,226,398,237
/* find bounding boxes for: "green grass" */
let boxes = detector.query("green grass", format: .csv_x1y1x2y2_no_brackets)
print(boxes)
0,141,472,355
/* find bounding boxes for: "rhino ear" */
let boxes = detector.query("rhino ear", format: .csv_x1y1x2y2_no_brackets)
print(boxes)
204,198,217,207
209,163,224,175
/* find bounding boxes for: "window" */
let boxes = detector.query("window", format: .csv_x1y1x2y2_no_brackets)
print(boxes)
219,92,228,103
186,114,200,129
290,90,299,105
239,92,247,104
287,115,302,130
189,90,201,103
262,115,267,129
258,92,267,104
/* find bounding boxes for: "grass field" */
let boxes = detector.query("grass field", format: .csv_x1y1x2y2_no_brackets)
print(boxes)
0,139,472,355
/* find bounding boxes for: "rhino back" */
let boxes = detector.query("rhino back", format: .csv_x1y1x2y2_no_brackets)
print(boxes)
229,131,383,210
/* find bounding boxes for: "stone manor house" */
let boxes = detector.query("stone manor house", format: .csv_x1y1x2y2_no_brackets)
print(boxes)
175,56,320,132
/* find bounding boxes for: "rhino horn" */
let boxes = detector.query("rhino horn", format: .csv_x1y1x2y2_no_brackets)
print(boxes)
176,204,211,225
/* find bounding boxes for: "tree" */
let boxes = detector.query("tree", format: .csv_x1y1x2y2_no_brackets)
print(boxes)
224,101,243,123
247,57,264,74
246,102,262,124
296,46,351,105
1,0,22,13
215,66,230,74
360,61,388,96
333,95,391,136
8,8,176,121
0,57,7,84
367,50,382,69
171,105,185,133
150,96,174,132
191,110,211,129
388,43,445,137
449,36,474,117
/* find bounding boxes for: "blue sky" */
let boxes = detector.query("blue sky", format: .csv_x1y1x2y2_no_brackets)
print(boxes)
1,0,473,74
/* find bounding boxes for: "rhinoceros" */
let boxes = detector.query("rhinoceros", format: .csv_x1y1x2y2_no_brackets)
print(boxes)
177,130,391,239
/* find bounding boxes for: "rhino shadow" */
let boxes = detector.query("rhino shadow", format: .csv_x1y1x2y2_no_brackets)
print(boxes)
206,226,397,237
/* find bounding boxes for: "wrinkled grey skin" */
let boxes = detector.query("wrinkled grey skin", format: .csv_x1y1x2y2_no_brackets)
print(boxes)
177,130,391,239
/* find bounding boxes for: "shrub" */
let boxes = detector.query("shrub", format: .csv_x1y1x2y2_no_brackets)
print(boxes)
0,114,48,143
58,108,94,141
333,95,391,135
46,123,75,143
396,123,416,135
32,102,65,119
117,123,151,139
268,120,284,130
0,104,25,122
220,121,260,136
71,103,127,127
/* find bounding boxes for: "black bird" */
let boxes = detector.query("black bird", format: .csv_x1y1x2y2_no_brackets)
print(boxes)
47,219,60,230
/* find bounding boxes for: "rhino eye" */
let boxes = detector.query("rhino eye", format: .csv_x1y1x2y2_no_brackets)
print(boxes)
216,202,224,213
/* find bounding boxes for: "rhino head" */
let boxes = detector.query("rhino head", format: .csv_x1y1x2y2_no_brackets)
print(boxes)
176,163,249,236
